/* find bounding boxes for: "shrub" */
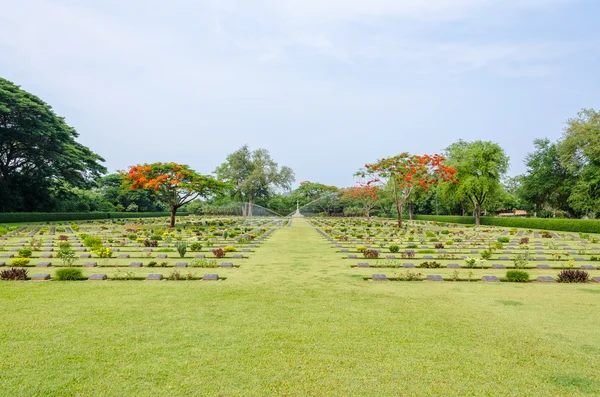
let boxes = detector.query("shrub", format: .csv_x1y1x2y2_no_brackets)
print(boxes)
388,244,400,253
556,269,589,283
18,247,33,258
190,242,203,252
356,245,367,253
497,237,510,243
57,249,77,267
58,241,71,250
212,248,225,258
419,261,441,268
363,249,379,259
480,250,492,260
506,270,529,282
84,236,103,248
10,258,30,267
519,237,529,245
55,268,83,281
168,269,182,280
144,239,159,247
401,250,415,259
1,268,28,280
434,243,444,249
541,231,552,238
147,261,157,267
223,245,237,252
177,242,187,258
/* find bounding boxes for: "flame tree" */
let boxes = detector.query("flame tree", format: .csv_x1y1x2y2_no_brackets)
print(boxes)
123,162,226,227
341,185,380,220
358,153,457,227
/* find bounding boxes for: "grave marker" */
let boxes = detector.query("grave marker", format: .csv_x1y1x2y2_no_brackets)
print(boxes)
537,276,555,283
89,274,107,280
427,275,443,281
32,273,51,280
482,276,500,282
146,274,163,281
129,262,143,267
372,274,387,281
203,274,218,281
83,262,97,267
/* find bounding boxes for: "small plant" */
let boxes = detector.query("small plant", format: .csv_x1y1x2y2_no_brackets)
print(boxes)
83,236,103,248
512,250,530,269
189,242,203,252
506,270,529,283
556,269,589,283
356,245,367,253
58,241,72,250
449,270,459,281
397,270,422,281
223,245,237,252
177,242,187,258
388,244,400,253
18,247,33,258
212,248,225,258
419,261,441,268
497,237,510,243
147,261,157,267
1,268,28,280
57,249,77,267
168,269,182,280
541,231,552,238
519,237,529,245
480,250,492,260
10,258,30,267
401,250,415,259
92,247,112,259
55,268,83,281
434,243,444,249
144,240,159,247
160,261,168,267
363,249,379,259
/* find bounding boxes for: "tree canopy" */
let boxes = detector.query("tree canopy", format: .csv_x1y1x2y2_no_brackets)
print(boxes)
0,77,106,211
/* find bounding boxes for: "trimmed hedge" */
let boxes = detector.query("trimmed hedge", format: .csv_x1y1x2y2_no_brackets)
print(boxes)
413,215,600,233
0,212,190,223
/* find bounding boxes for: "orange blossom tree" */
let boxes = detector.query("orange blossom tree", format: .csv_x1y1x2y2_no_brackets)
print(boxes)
341,184,380,221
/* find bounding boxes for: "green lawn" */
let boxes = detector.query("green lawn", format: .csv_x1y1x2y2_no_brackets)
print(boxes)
1,219,600,396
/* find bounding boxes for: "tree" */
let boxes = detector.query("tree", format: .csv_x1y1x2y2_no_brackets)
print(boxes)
359,153,457,227
123,162,226,227
0,77,106,211
518,139,571,215
295,181,340,215
341,185,379,220
443,140,509,225
214,145,294,216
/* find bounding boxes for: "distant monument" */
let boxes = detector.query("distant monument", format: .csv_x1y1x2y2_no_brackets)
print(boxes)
292,201,304,218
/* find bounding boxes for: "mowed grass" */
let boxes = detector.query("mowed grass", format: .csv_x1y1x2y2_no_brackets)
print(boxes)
1,219,600,396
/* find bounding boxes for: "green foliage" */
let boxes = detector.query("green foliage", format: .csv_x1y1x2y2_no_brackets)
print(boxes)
176,242,187,258
83,236,103,247
497,237,510,243
506,270,530,282
419,261,441,268
363,249,379,259
189,242,203,252
356,245,367,253
223,245,236,252
388,244,400,253
18,247,32,258
0,212,189,224
480,250,492,260
57,249,77,267
54,268,83,281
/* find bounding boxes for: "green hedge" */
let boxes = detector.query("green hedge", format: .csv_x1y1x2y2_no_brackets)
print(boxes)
0,212,190,223
413,215,600,233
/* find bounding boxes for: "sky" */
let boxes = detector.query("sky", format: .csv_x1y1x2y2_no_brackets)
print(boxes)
1,0,599,188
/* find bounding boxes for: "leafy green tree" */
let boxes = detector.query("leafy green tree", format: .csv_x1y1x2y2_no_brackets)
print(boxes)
0,77,106,211
295,181,340,215
443,140,509,225
214,145,295,216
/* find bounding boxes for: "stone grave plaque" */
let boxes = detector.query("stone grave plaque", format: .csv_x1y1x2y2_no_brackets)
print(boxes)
536,251,545,255
40,254,53,258
241,249,250,252
143,248,153,252
357,262,370,268
447,263,460,268
41,248,54,252
112,248,119,252
0,262,5,267
36,262,52,267
372,274,387,281
492,264,506,269
175,262,188,267
220,262,233,268
592,277,600,283
403,263,415,268
102,243,111,247
75,248,86,252
32,273,51,280
146,274,163,281
504,251,513,254
233,254,243,259
482,276,500,282
203,274,218,281
348,255,358,259
83,262,97,267
427,275,443,281
581,265,596,270
341,249,349,253
536,264,551,269
89,274,107,280
0,254,14,258
537,276,555,283
156,254,167,259
574,258,585,261
195,254,205,259
470,250,479,254
498,256,510,261
118,254,130,259
423,255,434,259
161,244,169,247
536,257,547,261
80,254,91,259
386,255,396,259
129,262,143,267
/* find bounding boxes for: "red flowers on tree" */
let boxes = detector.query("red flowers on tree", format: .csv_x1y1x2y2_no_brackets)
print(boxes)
358,153,457,227
123,162,226,227
341,185,380,220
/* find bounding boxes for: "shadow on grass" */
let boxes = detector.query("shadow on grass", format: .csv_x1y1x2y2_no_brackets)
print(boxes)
550,375,600,394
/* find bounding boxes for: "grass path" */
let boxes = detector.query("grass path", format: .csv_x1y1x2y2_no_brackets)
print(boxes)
1,219,600,396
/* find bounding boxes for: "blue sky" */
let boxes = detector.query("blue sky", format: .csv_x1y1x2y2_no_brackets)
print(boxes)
1,0,599,188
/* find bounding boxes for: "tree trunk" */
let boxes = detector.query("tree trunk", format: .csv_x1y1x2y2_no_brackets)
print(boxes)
366,208,370,222
409,203,414,221
475,203,481,226
394,200,403,228
170,205,178,228
248,200,253,217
